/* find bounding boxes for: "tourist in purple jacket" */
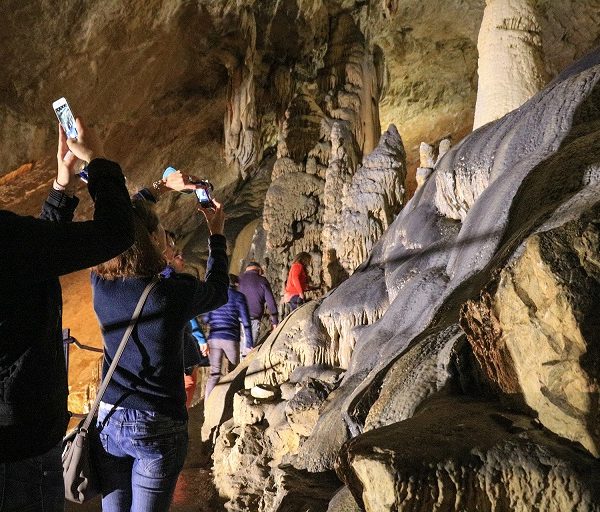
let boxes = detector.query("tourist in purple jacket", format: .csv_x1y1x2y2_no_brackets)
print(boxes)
238,261,279,343
204,274,254,398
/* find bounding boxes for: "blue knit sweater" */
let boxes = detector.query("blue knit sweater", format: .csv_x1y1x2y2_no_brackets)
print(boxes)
92,234,228,420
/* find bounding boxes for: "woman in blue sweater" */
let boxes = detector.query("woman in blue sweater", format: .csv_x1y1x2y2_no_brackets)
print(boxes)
91,196,228,512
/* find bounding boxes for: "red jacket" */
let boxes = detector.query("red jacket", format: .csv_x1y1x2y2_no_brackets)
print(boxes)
284,262,307,302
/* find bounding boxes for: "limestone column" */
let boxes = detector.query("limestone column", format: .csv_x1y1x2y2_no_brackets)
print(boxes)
473,0,548,130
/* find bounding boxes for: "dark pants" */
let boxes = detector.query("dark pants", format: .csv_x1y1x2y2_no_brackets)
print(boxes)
288,295,304,312
250,318,261,345
0,442,64,512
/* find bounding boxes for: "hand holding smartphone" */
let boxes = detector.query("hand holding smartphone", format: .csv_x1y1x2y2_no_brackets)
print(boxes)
199,197,225,236
52,97,90,182
162,166,216,208
195,185,216,210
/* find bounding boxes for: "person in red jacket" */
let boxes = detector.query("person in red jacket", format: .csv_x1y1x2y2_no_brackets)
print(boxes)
284,252,313,311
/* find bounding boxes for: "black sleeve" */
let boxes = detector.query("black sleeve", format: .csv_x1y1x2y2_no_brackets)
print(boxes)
40,189,79,223
185,234,230,318
132,187,157,203
0,158,134,286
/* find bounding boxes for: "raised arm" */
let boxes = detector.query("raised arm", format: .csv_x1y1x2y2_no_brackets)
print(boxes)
185,199,229,318
0,120,134,287
185,234,229,318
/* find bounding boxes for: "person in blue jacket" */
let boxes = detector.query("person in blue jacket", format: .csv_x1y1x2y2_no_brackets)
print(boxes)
204,274,254,398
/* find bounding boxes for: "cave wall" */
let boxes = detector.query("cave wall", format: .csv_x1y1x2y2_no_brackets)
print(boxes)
208,47,600,512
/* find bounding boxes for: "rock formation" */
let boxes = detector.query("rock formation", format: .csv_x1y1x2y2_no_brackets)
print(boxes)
207,46,600,511
339,397,600,512
257,11,403,300
462,188,600,456
473,0,548,129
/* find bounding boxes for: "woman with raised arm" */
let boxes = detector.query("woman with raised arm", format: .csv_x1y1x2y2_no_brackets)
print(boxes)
91,186,228,512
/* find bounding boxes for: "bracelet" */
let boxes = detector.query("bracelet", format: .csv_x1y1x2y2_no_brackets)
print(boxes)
53,178,68,191
152,179,166,193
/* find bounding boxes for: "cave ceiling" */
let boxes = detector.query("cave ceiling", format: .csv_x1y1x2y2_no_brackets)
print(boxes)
0,0,598,222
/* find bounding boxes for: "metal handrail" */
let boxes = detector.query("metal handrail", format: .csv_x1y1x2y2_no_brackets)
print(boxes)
63,328,105,418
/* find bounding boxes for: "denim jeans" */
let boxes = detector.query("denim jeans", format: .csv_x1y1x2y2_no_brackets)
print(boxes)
95,402,188,512
0,442,64,512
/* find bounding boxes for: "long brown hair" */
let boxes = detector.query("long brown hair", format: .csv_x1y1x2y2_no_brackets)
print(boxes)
293,252,312,266
94,200,166,279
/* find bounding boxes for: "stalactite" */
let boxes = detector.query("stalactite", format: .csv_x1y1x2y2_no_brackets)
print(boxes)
318,303,386,370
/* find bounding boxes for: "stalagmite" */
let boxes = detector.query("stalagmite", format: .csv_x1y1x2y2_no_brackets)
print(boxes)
336,124,406,277
415,141,434,190
473,0,548,129
321,121,359,288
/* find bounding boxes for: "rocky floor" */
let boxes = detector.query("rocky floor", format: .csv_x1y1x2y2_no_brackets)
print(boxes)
65,403,225,512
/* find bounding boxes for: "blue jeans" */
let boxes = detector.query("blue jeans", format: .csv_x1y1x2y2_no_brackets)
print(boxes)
95,403,188,512
0,442,64,512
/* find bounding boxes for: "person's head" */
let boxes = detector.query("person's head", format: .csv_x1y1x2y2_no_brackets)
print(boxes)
171,252,185,273
245,261,263,275
164,230,186,272
94,200,166,279
293,252,312,267
229,273,240,287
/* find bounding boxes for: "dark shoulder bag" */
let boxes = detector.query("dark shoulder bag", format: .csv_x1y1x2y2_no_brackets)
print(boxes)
62,277,159,504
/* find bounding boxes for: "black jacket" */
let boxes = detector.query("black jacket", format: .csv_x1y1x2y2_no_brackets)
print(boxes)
0,158,134,461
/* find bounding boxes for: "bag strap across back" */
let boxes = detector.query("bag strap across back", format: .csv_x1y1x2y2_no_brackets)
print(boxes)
81,277,160,432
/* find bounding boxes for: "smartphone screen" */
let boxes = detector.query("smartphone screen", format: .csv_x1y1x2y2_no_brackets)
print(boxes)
196,188,209,202
195,188,214,208
52,97,78,139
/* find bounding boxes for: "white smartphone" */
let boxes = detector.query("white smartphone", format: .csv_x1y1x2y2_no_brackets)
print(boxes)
52,97,78,139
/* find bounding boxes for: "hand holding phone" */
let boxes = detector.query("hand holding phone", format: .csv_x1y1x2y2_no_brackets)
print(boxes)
195,185,216,209
198,198,224,235
56,120,79,187
53,98,104,182
162,167,194,193
162,167,216,208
